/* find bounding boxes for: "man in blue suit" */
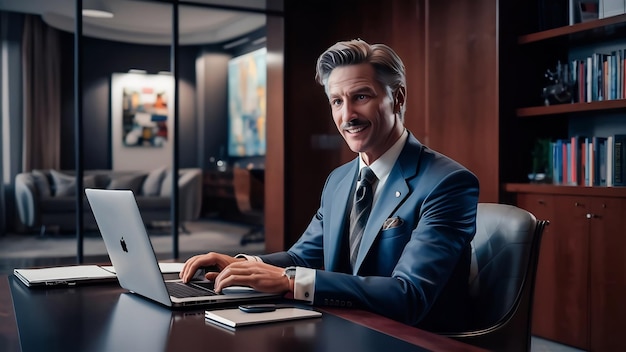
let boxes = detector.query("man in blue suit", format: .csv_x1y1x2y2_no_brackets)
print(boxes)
181,39,479,331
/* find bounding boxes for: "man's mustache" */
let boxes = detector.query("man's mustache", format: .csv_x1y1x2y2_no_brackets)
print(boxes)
341,120,369,130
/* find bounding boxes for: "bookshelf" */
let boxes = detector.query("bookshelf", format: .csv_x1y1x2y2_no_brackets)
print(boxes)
504,9,626,193
505,4,626,351
516,99,626,117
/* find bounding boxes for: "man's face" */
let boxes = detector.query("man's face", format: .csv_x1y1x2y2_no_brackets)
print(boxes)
327,63,403,164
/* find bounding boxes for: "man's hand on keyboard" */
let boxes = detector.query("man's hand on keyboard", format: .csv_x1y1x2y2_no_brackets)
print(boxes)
179,252,245,283
214,261,290,294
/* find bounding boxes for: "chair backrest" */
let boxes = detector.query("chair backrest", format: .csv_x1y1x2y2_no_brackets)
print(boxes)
444,203,548,352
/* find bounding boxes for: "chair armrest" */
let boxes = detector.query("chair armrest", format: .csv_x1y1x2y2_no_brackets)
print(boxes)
14,173,40,227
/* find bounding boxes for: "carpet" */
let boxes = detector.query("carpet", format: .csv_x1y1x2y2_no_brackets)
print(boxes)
0,219,264,275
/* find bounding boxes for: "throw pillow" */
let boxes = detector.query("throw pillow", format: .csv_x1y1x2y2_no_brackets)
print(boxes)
32,169,51,197
106,174,146,194
141,166,167,196
50,170,75,196
49,170,97,197
159,170,174,197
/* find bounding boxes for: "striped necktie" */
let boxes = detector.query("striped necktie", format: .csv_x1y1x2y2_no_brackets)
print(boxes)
349,166,376,269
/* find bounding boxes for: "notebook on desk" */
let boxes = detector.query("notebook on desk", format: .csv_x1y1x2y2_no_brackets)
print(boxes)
85,188,281,308
13,265,117,287
14,262,187,288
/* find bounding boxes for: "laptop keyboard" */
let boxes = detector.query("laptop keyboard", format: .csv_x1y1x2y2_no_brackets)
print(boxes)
165,281,218,298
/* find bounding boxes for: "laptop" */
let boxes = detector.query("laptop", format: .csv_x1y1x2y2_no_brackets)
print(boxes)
85,188,281,308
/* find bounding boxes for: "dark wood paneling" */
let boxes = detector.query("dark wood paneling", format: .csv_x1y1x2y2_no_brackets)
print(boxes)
282,2,344,249
426,0,499,202
265,15,285,253
355,1,427,145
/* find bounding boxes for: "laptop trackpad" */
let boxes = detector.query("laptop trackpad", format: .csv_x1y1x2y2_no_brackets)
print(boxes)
221,286,256,294
189,281,216,291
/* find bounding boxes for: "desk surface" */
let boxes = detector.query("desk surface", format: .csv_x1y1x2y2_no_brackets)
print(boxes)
0,274,484,352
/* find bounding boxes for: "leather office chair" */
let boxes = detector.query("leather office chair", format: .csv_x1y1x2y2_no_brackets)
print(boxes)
232,166,264,245
441,203,549,352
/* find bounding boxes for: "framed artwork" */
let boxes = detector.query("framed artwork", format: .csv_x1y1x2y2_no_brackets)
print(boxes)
227,47,266,157
111,73,173,170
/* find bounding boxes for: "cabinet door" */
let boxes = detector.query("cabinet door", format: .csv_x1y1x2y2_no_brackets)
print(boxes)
520,194,590,349
551,196,591,350
516,194,558,339
589,197,626,351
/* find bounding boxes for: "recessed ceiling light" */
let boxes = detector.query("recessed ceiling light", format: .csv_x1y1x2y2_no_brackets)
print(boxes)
82,9,114,18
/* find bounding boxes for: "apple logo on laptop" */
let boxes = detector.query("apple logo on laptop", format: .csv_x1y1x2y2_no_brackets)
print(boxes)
120,237,129,253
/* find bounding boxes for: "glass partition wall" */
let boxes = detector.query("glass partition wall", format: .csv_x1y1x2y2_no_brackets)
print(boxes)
79,0,175,261
0,0,282,268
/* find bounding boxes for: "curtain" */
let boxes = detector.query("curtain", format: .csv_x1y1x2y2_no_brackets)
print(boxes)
21,15,61,171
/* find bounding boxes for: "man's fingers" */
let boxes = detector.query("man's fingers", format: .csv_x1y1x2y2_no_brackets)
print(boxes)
205,272,219,281
214,263,287,293
180,253,218,282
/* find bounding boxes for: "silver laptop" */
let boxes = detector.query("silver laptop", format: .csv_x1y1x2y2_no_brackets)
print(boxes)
85,188,281,308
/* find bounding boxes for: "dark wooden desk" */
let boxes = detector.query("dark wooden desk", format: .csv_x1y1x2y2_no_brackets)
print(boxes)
0,275,484,352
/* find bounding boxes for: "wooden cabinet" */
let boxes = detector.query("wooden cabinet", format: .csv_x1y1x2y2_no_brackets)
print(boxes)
517,192,589,348
588,197,626,351
510,185,626,351
502,6,626,350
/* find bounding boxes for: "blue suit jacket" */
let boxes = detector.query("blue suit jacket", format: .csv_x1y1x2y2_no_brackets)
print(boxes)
261,132,479,331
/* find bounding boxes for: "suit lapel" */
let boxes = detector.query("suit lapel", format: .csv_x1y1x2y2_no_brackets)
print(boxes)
353,134,423,273
325,161,359,272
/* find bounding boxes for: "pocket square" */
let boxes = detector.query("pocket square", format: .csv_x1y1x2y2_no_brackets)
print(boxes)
382,216,404,230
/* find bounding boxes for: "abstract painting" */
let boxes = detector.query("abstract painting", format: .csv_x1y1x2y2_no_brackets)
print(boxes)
228,47,266,157
111,73,173,170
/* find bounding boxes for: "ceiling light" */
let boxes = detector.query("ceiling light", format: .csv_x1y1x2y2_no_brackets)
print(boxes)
223,37,250,49
82,0,114,18
252,37,267,45
82,9,114,18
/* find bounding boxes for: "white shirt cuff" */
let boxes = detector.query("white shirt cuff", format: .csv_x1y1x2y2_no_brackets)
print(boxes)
294,267,315,303
234,254,263,262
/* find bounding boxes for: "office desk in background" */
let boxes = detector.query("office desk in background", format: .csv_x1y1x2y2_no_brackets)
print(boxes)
0,275,484,352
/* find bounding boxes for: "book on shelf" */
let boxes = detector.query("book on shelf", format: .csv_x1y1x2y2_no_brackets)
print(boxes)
571,135,586,185
606,136,614,187
599,0,626,19
593,136,608,186
548,135,624,187
570,49,625,103
614,134,626,186
568,0,626,23
581,137,593,186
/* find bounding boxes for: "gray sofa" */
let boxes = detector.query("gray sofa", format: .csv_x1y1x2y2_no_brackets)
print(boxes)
14,167,203,234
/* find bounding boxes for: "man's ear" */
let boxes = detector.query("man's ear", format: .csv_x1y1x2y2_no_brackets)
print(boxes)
394,86,406,113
